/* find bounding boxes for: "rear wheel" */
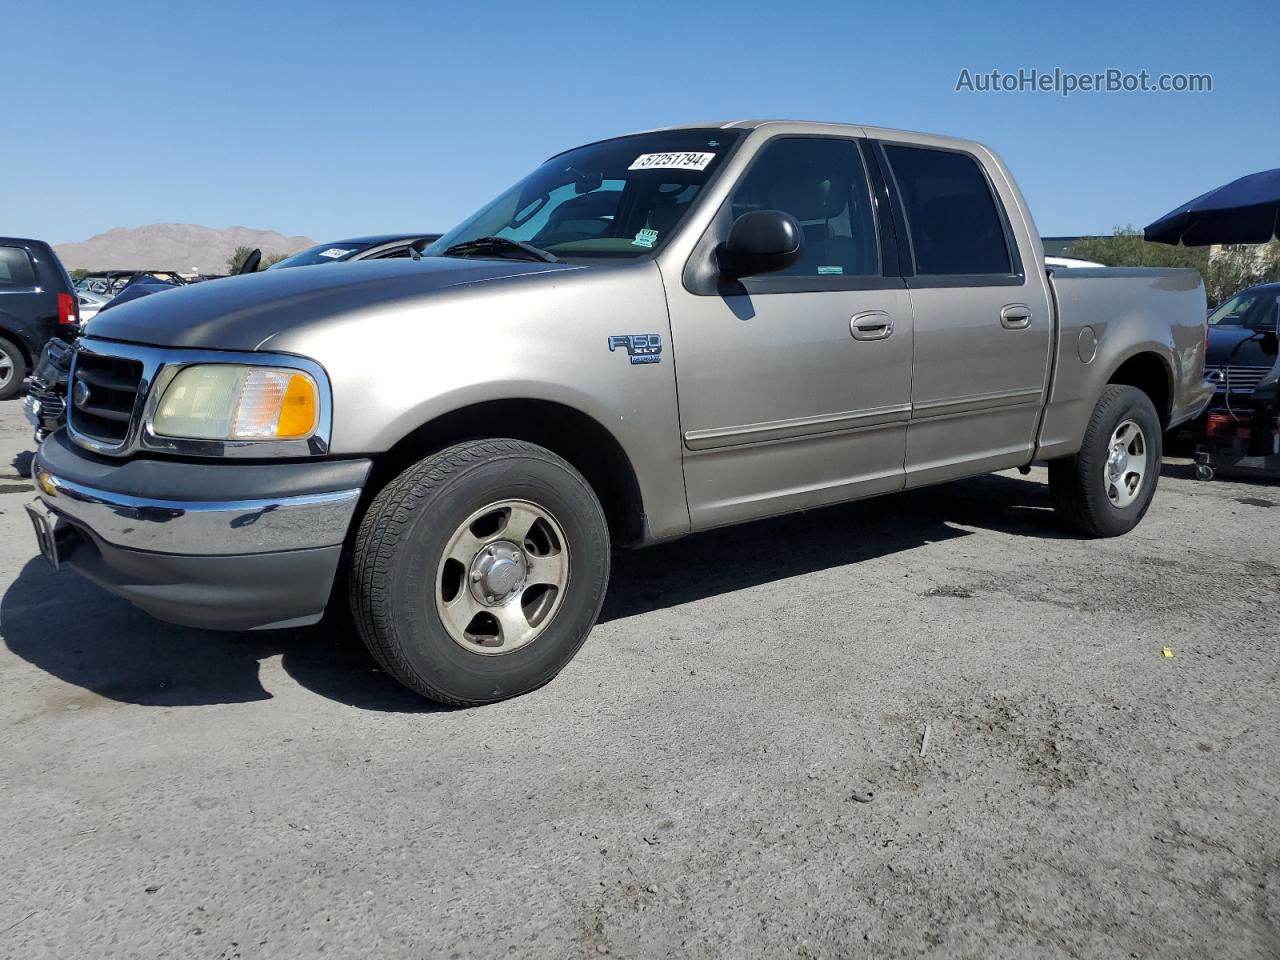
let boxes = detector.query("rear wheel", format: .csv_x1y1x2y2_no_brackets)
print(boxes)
0,337,27,401
350,439,611,705
1049,385,1162,537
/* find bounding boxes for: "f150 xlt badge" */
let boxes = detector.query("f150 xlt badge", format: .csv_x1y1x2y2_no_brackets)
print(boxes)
608,334,663,365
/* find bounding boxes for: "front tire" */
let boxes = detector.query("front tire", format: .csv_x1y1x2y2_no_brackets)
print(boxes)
0,337,27,401
350,439,611,705
1049,385,1162,537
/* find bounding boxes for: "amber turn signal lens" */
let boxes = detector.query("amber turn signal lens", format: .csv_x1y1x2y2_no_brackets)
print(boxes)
276,373,319,438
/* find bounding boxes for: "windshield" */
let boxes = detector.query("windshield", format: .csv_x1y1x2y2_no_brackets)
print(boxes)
429,129,743,260
268,242,373,270
1209,287,1280,330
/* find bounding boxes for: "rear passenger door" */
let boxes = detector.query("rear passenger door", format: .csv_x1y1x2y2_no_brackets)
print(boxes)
877,142,1053,486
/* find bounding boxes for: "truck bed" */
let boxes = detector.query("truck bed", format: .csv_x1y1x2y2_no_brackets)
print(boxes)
1037,267,1212,460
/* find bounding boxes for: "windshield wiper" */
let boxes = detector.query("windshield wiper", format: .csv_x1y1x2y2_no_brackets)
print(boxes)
441,236,559,263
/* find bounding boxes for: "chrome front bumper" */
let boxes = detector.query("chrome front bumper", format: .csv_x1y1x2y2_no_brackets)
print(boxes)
28,430,372,631
32,468,361,556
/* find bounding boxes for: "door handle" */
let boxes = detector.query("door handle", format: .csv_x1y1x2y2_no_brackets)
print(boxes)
1000,304,1032,329
851,311,894,341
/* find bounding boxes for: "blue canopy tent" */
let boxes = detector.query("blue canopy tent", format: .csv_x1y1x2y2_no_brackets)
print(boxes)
1144,168,1280,246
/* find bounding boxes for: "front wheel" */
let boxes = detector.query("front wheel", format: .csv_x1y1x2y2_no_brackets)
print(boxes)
350,439,611,705
1048,385,1162,537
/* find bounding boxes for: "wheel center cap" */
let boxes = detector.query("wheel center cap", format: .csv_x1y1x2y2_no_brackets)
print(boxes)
1108,446,1127,478
469,541,527,605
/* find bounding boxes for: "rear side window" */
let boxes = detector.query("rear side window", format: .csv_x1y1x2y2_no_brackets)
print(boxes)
0,246,37,287
884,145,1012,276
730,138,879,278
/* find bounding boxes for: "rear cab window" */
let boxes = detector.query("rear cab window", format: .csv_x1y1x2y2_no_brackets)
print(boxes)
0,246,37,287
882,145,1020,280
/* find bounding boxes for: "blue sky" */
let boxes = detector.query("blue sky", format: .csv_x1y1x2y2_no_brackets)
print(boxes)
6,0,1276,245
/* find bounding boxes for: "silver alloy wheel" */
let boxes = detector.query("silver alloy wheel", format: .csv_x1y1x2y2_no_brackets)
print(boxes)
435,499,570,655
0,346,13,389
1103,418,1148,508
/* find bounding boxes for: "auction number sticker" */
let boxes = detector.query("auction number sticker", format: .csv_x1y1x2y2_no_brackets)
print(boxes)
318,248,354,259
628,152,716,172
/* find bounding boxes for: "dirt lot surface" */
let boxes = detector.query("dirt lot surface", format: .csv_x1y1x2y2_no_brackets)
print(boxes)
1,396,1277,959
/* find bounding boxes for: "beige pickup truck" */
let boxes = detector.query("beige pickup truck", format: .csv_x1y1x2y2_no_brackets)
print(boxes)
28,120,1212,704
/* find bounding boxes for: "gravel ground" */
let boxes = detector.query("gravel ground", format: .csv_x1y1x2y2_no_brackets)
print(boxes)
1,395,1277,959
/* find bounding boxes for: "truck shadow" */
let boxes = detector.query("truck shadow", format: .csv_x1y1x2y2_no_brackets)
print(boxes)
2,472,1064,712
601,470,1071,622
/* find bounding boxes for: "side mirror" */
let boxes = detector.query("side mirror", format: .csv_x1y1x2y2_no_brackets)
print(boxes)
717,210,804,280
237,248,262,275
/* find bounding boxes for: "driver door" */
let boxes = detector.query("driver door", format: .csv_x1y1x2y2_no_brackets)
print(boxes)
664,136,914,530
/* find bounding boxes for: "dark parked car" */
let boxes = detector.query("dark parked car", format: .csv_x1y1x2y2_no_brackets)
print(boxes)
1203,282,1280,407
0,237,79,400
266,233,440,269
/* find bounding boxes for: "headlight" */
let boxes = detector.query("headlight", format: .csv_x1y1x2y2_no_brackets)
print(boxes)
152,364,320,441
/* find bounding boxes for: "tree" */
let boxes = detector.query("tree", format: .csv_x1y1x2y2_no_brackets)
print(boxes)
261,251,289,268
1066,225,1209,272
70,268,89,281
1202,242,1280,306
1066,226,1280,306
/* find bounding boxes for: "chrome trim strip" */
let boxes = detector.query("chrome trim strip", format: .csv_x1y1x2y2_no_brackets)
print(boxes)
910,387,1044,421
684,403,911,451
68,338,333,460
33,470,361,556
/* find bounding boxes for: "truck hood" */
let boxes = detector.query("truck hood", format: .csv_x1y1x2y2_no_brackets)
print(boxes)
84,257,581,351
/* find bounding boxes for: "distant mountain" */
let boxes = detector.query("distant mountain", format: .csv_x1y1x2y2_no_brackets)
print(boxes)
54,224,317,275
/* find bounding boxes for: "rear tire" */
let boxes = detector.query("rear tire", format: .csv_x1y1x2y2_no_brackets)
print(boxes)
0,337,27,401
350,439,611,706
1049,385,1162,537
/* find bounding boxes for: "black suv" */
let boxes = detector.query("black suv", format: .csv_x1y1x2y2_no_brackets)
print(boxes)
0,237,79,400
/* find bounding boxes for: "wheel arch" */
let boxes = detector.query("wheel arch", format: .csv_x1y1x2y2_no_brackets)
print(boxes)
361,398,648,545
1105,349,1173,428
0,316,34,365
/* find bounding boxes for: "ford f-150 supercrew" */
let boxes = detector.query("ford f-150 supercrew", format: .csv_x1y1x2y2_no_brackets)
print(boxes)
26,121,1213,705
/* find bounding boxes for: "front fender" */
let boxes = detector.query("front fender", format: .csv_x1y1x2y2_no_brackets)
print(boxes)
264,260,692,540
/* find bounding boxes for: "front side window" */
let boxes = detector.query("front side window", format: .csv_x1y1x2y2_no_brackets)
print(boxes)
729,138,879,278
0,246,36,287
431,129,742,260
885,145,1013,276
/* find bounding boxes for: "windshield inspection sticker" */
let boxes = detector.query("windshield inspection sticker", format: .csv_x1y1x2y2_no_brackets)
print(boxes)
632,228,660,249
628,152,716,172
318,248,354,259
608,334,663,365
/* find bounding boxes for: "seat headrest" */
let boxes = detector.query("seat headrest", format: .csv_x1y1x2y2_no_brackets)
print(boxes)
767,176,849,221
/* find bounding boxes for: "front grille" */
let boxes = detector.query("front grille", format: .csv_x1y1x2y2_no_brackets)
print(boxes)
1205,364,1271,397
70,351,144,445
